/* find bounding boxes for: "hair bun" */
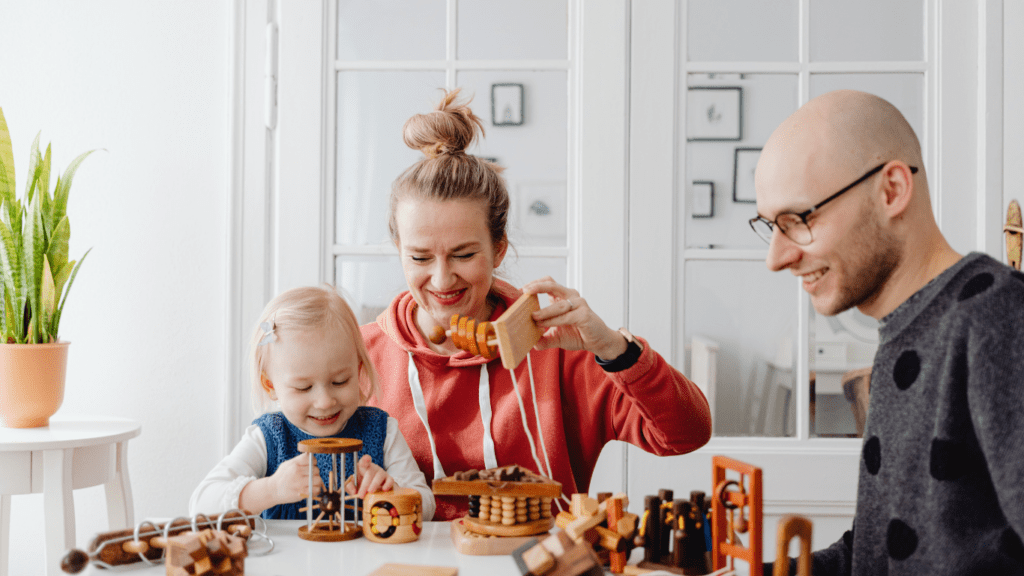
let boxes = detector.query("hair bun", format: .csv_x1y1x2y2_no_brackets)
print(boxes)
403,89,485,158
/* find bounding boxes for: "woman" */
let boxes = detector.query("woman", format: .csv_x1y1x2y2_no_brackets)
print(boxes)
362,90,711,520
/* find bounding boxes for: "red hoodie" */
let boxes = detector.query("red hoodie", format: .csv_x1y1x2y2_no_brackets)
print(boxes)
362,279,711,521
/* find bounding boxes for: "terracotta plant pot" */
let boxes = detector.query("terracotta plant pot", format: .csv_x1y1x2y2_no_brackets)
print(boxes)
0,341,70,428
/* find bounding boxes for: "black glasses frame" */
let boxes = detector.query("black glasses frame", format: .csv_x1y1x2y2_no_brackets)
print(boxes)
748,162,919,245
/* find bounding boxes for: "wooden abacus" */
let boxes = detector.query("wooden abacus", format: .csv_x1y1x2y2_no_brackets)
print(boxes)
428,293,545,370
60,509,271,573
297,437,363,542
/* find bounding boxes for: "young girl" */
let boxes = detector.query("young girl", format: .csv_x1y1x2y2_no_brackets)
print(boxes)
190,285,435,520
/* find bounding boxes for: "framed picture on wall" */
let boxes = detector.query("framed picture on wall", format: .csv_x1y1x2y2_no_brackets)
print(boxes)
687,86,742,141
691,181,714,218
492,83,525,126
733,147,762,203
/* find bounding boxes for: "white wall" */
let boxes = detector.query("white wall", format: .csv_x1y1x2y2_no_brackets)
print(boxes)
0,1,230,572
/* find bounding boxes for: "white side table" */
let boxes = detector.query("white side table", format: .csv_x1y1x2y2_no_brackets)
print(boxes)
0,417,141,576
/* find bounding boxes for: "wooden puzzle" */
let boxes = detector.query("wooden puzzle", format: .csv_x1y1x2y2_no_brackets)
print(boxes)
297,437,363,542
165,528,247,576
554,493,638,574
710,456,762,576
364,487,423,544
632,488,710,575
772,515,812,576
512,531,604,576
60,509,269,573
433,464,561,553
429,293,545,369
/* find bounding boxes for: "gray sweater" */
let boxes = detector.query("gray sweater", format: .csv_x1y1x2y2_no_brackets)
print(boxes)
779,253,1024,574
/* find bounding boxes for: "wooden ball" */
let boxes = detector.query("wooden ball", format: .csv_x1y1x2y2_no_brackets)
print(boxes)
428,325,446,344
61,549,89,574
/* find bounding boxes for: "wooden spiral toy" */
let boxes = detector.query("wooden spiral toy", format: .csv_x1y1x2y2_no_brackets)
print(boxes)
427,293,545,370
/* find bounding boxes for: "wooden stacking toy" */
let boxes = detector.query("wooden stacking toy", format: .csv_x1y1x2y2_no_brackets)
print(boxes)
428,293,545,370
364,488,424,544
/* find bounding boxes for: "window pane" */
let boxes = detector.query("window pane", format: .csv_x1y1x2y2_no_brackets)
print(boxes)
682,260,797,437
456,70,567,248
501,256,567,288
810,0,923,62
810,306,878,438
687,0,798,62
457,0,567,60
335,71,446,246
337,0,446,60
809,73,925,141
336,256,408,326
683,73,798,249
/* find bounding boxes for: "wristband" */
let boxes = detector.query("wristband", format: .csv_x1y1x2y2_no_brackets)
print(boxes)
595,328,643,372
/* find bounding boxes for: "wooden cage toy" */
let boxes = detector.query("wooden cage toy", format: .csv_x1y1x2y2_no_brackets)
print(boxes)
297,437,363,542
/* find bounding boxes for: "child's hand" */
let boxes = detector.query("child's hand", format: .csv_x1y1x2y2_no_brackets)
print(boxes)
344,454,395,498
272,453,325,503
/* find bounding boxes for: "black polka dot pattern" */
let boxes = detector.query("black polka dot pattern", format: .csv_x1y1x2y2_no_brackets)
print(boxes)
929,438,970,481
1000,528,1024,563
887,518,918,560
958,272,994,301
863,436,881,475
893,351,920,390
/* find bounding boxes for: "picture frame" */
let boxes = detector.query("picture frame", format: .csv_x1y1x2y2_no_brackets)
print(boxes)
491,83,524,126
691,181,714,218
687,86,742,141
732,147,762,204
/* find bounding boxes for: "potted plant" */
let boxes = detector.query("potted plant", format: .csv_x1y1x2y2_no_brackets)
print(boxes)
0,107,92,428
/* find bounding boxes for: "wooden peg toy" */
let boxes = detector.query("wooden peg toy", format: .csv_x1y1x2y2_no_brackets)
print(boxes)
297,437,363,542
364,488,424,544
1006,199,1022,270
428,293,545,369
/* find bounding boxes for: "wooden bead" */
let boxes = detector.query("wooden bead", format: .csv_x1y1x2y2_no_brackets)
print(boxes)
428,325,446,344
122,540,149,554
502,517,516,526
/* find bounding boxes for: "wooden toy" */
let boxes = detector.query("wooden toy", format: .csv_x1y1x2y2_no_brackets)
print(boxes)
512,531,604,576
1006,199,1022,270
554,492,639,573
448,518,544,556
297,437,362,542
60,509,270,573
633,490,709,574
165,528,247,576
710,455,763,576
433,465,561,554
428,293,545,369
772,515,813,576
364,487,423,543
367,564,458,576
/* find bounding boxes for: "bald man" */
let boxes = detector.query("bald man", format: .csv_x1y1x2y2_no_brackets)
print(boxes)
753,90,1024,574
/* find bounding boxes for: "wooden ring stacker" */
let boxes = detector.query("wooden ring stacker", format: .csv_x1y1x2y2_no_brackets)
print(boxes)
427,293,545,370
297,437,363,542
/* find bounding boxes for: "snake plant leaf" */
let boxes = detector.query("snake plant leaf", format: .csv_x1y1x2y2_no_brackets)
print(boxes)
41,254,55,333
39,144,52,226
47,215,69,275
25,132,41,205
0,218,21,305
51,248,89,337
51,149,95,231
2,289,13,342
52,260,72,304
0,109,15,210
22,193,45,342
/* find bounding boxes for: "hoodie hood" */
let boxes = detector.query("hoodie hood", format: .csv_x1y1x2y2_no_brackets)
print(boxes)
375,278,523,368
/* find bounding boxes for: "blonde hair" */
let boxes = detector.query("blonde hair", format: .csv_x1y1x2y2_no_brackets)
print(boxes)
388,89,511,252
249,285,378,415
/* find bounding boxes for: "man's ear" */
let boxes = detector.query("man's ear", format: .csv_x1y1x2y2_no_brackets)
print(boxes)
880,161,915,218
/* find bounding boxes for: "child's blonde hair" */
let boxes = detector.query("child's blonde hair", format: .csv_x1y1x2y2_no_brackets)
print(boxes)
249,285,378,415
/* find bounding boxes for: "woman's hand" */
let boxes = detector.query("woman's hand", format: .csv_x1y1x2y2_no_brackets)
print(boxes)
345,454,396,498
521,277,629,361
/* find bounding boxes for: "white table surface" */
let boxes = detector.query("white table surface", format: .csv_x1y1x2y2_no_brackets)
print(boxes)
79,520,526,575
0,417,140,451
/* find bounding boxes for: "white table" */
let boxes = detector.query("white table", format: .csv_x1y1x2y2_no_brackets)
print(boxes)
79,520,526,575
0,417,141,576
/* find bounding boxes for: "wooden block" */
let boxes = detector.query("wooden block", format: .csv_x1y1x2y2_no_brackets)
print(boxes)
621,566,659,575
618,513,639,538
549,538,605,576
493,293,545,370
520,542,556,576
540,531,575,557
606,496,627,573
595,525,627,553
565,509,606,541
367,564,458,576
555,511,575,530
571,494,599,519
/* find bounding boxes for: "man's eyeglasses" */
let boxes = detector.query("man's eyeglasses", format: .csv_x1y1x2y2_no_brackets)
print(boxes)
748,163,918,246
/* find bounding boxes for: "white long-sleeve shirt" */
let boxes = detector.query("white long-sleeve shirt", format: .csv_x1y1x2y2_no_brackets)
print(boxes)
189,416,435,521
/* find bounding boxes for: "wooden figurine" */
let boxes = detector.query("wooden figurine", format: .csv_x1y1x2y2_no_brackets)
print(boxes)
165,528,247,576
297,437,363,542
434,465,561,555
428,293,545,369
364,488,423,543
773,515,813,576
61,510,263,573
512,531,604,576
1006,199,1022,270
